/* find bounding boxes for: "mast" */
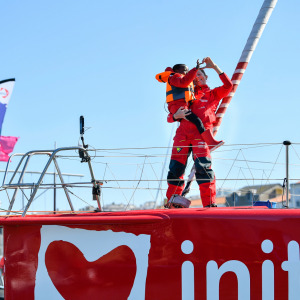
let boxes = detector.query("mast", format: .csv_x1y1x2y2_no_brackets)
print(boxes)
182,0,278,197
213,0,278,134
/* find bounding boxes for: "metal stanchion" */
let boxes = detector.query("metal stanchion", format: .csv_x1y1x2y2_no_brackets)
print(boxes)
283,141,291,208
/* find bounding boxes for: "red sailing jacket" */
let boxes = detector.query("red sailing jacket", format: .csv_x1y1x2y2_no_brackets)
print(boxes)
167,72,233,135
167,67,198,90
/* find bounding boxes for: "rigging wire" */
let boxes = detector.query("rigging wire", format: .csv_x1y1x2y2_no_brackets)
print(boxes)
139,164,156,202
125,156,147,210
153,123,176,208
56,142,281,156
65,187,94,207
291,144,300,163
83,142,283,151
150,161,165,207
265,145,284,186
240,150,255,186
106,164,129,203
220,149,242,190
59,153,300,168
3,177,300,192
2,142,300,213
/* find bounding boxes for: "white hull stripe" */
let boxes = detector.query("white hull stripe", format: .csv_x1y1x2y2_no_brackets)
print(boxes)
229,92,235,97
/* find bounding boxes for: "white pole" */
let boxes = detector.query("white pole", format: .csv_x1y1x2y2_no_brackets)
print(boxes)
213,0,278,133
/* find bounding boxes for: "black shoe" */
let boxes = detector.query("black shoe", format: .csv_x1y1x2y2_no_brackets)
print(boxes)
204,203,217,208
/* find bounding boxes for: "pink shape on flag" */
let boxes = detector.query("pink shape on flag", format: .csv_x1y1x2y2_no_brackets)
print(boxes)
0,136,18,162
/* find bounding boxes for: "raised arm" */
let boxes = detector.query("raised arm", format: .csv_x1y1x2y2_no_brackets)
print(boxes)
168,59,200,87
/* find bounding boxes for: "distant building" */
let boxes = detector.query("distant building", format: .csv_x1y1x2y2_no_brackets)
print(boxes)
216,188,232,197
190,196,227,208
79,205,96,211
290,182,300,208
226,184,284,207
103,202,137,211
79,203,137,212
188,188,232,208
140,201,156,210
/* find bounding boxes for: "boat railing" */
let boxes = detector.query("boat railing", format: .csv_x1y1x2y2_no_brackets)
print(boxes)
1,147,102,217
1,142,300,213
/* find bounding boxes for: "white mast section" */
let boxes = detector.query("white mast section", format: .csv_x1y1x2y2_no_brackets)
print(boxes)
213,0,278,133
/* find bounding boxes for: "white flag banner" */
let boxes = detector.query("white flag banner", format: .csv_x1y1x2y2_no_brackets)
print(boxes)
0,78,18,161
0,78,16,132
0,78,15,107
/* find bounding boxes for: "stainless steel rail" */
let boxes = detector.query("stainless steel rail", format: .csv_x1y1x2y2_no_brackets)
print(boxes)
2,147,102,216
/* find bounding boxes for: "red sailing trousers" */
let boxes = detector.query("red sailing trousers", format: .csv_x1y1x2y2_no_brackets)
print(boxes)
166,73,232,206
166,129,216,207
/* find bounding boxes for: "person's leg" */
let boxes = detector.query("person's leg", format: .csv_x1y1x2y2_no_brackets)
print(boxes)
192,143,217,207
201,129,224,152
181,110,224,151
185,112,205,134
166,137,191,201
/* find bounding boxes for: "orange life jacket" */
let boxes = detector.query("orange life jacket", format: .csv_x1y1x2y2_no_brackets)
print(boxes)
155,71,195,103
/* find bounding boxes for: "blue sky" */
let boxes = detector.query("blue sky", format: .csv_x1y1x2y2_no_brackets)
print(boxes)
1,0,300,211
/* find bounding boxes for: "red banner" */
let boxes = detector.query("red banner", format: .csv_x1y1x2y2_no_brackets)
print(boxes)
2,208,300,299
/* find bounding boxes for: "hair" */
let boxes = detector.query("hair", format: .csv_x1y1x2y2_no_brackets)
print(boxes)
173,64,187,72
198,68,207,76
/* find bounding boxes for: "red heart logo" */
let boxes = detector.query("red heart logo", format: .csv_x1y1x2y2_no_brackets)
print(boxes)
45,241,137,300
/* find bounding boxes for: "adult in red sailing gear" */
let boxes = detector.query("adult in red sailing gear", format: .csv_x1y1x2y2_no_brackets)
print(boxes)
155,60,223,150
166,57,233,207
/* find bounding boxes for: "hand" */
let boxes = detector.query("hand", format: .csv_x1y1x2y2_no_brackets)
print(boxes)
173,107,191,120
200,57,223,74
196,59,200,69
200,57,215,69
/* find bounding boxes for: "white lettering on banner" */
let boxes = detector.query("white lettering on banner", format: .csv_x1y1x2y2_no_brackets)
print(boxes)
206,260,250,300
261,240,274,300
281,241,300,300
35,225,151,300
180,239,300,300
262,260,274,300
181,240,195,300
